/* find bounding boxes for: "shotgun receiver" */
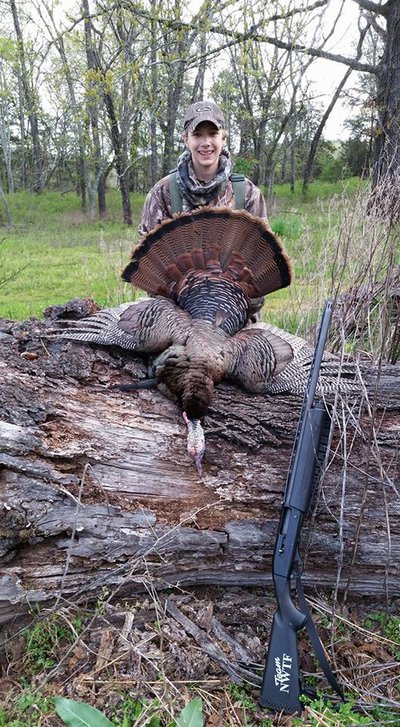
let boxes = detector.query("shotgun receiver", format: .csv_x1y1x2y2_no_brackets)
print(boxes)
260,299,344,715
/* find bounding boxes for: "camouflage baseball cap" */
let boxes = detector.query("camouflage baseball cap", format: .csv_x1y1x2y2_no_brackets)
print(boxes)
183,101,225,132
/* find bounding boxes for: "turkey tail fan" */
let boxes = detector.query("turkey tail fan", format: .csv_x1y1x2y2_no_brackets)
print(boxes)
121,207,292,299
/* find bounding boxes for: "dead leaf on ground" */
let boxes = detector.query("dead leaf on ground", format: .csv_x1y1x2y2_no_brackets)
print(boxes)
94,629,116,671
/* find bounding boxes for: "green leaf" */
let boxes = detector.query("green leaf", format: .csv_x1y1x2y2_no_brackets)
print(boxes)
176,698,204,727
54,697,115,727
0,36,17,61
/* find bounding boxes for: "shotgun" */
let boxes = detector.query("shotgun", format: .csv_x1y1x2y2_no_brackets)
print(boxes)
259,299,345,715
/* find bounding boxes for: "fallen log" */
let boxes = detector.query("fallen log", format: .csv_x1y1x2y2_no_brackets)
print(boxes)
0,300,399,631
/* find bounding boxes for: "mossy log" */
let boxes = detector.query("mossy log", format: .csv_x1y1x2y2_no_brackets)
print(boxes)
0,301,399,631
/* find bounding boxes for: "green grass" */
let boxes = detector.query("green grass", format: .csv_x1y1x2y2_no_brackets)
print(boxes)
0,190,143,319
271,176,365,202
0,234,132,319
21,612,84,674
0,691,54,727
364,613,400,661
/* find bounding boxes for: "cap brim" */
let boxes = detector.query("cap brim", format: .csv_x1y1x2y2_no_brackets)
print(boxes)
187,116,222,132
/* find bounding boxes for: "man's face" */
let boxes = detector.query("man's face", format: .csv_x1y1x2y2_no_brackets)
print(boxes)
184,121,226,181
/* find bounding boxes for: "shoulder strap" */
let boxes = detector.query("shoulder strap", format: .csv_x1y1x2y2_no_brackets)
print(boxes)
295,565,345,703
168,170,182,214
230,172,246,210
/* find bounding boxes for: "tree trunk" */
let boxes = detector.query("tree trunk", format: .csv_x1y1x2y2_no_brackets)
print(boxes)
369,0,400,221
150,7,159,187
0,181,11,226
0,302,399,630
0,64,14,194
98,172,107,218
83,29,132,225
191,33,207,102
100,92,131,224
161,63,185,177
53,29,87,211
82,0,108,220
290,141,295,192
10,0,43,192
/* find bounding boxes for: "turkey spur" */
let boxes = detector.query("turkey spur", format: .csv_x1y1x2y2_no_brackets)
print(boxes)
56,207,308,472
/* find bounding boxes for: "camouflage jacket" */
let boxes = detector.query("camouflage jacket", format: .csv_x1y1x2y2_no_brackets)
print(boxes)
138,174,269,238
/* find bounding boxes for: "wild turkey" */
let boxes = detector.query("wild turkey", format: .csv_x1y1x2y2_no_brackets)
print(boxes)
55,207,356,472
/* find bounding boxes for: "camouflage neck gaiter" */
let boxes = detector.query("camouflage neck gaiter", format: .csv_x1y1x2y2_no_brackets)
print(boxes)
175,148,232,207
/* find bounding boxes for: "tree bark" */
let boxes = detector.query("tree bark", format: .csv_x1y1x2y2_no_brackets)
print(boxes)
0,302,399,630
191,33,207,103
160,58,186,177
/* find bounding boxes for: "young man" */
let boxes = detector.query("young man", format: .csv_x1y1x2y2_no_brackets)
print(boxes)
137,100,269,317
138,100,269,236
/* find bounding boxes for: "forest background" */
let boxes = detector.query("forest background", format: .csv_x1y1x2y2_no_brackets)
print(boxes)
0,0,385,228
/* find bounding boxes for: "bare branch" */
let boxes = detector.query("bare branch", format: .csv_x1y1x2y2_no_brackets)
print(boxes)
123,4,377,76
189,27,375,75
352,0,389,18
